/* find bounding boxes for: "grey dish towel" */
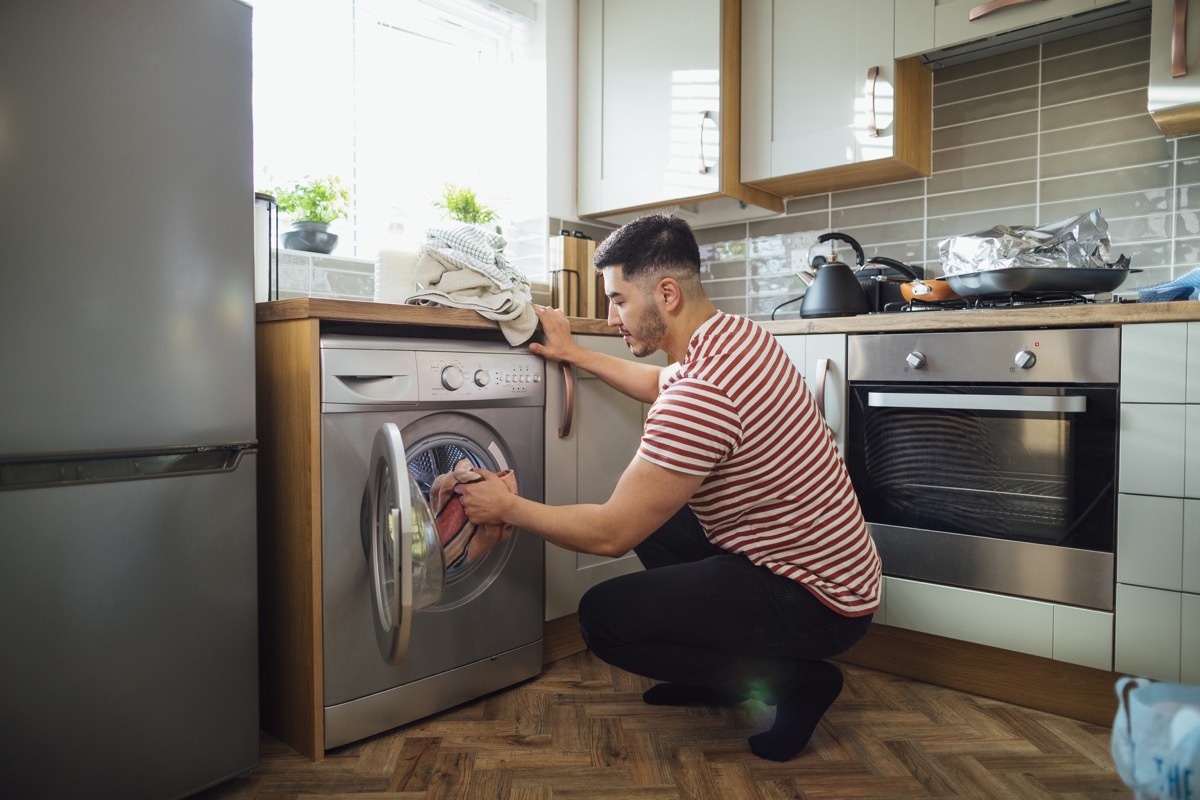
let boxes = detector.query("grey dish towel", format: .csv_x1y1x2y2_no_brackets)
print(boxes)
406,224,538,345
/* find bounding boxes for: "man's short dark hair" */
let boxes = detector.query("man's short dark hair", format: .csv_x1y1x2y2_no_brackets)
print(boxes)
593,213,701,281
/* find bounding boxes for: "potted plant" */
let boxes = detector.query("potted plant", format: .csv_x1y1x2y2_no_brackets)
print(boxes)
271,175,350,254
435,183,499,232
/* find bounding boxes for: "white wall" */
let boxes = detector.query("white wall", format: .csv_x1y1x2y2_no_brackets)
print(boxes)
544,0,578,221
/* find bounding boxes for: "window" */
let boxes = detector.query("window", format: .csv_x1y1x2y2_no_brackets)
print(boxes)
251,0,547,276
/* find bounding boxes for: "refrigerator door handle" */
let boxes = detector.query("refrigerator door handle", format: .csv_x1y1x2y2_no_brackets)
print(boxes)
0,443,257,491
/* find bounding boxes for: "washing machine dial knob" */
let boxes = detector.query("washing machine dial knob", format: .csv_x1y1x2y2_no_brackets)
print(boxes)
440,365,464,390
474,369,490,387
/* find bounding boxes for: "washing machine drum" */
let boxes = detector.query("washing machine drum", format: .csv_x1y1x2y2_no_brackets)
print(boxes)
365,423,445,666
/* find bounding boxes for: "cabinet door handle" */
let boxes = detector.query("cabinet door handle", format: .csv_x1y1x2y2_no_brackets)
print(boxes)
968,0,1039,22
557,361,575,438
866,66,880,138
697,110,713,174
1174,0,1189,78
814,357,830,424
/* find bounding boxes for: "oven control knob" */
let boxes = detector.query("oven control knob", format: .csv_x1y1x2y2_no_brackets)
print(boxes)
1015,349,1037,369
473,369,490,387
440,365,464,390
905,351,926,369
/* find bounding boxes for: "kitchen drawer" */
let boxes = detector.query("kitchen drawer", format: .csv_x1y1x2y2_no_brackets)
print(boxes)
1121,321,1188,403
1115,582,1182,681
1116,493,1185,591
882,577,1112,668
1052,605,1113,670
883,577,1054,658
1119,403,1187,497
1183,592,1200,684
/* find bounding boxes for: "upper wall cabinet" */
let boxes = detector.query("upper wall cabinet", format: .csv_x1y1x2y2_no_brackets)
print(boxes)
1149,0,1200,137
741,0,932,199
577,0,785,227
895,0,1131,59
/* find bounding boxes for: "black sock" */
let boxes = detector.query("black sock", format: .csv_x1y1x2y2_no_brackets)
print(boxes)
642,683,746,706
748,661,843,762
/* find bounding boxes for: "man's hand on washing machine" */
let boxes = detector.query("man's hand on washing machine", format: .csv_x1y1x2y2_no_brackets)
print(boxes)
528,304,581,364
454,468,515,527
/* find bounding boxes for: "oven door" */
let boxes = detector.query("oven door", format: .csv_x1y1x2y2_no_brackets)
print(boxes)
846,382,1118,610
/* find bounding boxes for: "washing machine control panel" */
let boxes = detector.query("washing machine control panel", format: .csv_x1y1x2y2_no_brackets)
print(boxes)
418,351,545,402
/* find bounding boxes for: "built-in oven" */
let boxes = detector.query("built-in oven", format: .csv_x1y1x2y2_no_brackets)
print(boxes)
845,327,1120,611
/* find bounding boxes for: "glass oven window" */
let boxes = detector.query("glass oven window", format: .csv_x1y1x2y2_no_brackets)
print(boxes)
846,383,1118,552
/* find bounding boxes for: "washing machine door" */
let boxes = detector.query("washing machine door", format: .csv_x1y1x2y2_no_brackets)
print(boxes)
366,422,445,665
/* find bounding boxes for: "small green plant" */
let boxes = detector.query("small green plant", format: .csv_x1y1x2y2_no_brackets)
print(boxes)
271,175,350,225
435,184,499,227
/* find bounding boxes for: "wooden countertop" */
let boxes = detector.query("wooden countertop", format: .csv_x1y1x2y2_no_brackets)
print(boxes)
256,298,615,336
257,297,1200,336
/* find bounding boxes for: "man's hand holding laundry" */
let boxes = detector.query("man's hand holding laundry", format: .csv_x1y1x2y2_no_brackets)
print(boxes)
431,459,518,568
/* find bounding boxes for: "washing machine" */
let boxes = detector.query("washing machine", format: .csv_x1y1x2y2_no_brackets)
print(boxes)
320,334,545,750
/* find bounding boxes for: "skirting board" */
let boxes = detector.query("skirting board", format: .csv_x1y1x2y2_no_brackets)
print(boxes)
541,617,1119,728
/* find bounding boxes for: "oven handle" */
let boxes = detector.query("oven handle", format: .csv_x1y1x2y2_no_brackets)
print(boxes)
867,392,1086,413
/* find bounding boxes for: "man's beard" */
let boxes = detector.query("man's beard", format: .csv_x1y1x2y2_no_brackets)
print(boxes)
625,303,667,358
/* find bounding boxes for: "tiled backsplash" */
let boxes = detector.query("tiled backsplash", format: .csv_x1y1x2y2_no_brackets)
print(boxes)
277,249,375,301
692,18,1200,321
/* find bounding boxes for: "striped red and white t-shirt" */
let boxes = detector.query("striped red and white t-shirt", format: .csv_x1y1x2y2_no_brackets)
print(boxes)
638,312,881,616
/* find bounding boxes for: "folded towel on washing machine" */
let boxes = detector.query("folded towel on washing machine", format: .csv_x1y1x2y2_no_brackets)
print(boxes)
430,459,517,569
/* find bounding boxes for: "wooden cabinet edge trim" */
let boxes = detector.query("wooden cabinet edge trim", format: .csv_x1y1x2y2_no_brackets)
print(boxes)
745,158,930,200
256,317,326,760
1151,103,1200,139
894,57,933,173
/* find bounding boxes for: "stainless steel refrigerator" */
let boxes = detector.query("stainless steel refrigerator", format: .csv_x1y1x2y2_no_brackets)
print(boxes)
0,1,259,797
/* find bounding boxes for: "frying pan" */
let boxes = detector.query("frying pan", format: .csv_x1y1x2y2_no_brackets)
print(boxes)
866,257,961,303
945,262,1134,297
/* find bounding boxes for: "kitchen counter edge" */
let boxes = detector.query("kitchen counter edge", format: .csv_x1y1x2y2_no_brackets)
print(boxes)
255,298,616,335
256,298,1200,336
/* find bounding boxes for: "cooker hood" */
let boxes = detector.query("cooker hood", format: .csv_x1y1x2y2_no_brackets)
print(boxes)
918,0,1151,70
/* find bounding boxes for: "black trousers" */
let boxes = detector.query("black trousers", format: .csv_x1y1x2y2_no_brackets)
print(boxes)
577,506,873,704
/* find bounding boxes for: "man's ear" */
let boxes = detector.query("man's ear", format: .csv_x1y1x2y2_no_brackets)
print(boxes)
658,276,682,310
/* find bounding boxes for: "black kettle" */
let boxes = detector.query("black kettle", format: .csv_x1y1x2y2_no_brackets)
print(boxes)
799,232,870,318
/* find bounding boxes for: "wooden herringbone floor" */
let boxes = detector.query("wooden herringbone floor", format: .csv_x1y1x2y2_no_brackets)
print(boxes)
198,651,1127,799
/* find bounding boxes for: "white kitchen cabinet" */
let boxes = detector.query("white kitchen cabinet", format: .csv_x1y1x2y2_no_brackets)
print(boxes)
895,0,1129,59
775,333,849,452
1150,0,1200,137
882,576,1113,669
741,0,931,199
1117,494,1186,591
1187,499,1200,593
577,0,784,226
1053,604,1116,671
1119,403,1187,496
1121,321,1188,402
1117,322,1200,497
1182,592,1200,683
1115,321,1200,680
1115,583,1182,681
543,335,665,620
